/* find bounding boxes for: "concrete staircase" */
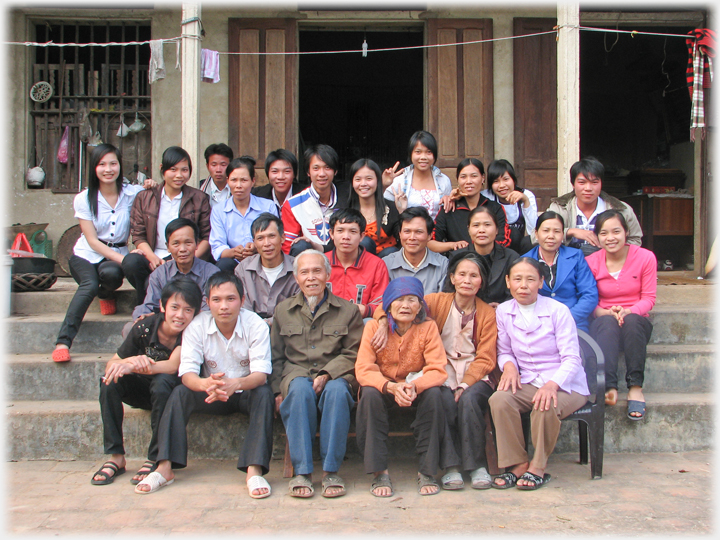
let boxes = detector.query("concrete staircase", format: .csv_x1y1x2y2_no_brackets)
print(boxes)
5,275,715,462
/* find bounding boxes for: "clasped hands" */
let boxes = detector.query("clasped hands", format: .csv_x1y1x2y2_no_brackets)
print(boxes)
203,372,242,404
103,355,155,385
387,380,417,407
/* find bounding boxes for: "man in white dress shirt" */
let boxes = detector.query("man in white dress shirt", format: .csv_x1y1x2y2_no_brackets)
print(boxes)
135,272,274,498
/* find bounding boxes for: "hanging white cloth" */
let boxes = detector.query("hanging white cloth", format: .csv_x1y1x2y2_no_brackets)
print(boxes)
201,49,220,83
148,40,166,84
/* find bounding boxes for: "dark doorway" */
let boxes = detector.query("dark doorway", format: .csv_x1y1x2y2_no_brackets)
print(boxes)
299,30,423,182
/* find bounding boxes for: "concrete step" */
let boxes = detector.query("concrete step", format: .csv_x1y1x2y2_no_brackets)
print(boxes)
7,313,128,354
6,305,713,356
11,278,138,316
6,393,713,461
7,344,714,401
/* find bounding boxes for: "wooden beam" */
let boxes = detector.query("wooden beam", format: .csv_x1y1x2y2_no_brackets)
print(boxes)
580,11,705,27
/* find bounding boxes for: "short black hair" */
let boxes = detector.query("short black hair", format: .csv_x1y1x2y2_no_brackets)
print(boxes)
407,130,438,165
456,157,485,179
329,207,366,234
535,211,565,231
161,146,193,176
251,212,284,238
593,209,629,236
265,149,298,180
160,277,203,315
165,217,200,242
487,159,519,189
398,206,434,234
506,256,544,279
204,143,234,163
204,271,244,299
570,156,604,185
303,144,339,176
226,156,256,180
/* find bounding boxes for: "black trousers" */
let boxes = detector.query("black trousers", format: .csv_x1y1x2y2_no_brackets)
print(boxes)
55,255,124,348
590,314,653,390
355,385,460,476
442,380,495,472
99,372,181,460
121,252,172,306
214,257,239,272
155,383,274,473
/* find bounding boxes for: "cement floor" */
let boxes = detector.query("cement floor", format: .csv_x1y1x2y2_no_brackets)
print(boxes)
6,450,712,536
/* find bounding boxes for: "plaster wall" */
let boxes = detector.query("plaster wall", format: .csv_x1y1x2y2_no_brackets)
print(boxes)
6,4,555,255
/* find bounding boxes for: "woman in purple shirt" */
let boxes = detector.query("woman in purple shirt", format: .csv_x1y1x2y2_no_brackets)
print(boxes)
489,257,589,490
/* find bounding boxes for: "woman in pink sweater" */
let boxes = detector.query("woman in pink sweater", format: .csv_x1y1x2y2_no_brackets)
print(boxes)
586,210,656,421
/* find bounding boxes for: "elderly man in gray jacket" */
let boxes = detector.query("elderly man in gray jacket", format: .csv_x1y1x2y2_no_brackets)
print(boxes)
270,249,363,500
548,157,642,256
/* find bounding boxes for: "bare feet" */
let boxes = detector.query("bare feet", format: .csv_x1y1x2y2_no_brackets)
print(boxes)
605,388,618,406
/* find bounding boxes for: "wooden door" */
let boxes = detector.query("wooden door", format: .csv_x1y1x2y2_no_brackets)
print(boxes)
427,18,494,169
514,18,558,213
228,18,298,164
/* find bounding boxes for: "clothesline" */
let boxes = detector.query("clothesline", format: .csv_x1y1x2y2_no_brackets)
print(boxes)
2,24,698,54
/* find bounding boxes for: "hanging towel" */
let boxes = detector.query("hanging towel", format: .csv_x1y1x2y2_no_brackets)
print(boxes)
201,49,220,83
148,39,166,85
686,29,716,140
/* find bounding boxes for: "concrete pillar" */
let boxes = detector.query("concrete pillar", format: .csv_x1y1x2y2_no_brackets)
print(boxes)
556,4,580,196
181,2,201,187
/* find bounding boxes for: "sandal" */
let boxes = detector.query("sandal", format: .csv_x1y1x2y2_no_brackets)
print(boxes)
321,474,346,498
52,348,71,363
370,473,394,498
288,474,314,498
440,469,464,490
90,461,125,485
247,475,272,499
627,400,646,421
491,471,518,490
470,467,492,490
134,471,174,494
516,471,551,491
417,473,440,496
130,460,156,485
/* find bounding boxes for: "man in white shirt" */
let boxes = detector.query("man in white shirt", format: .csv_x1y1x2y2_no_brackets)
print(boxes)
135,272,274,499
199,143,233,208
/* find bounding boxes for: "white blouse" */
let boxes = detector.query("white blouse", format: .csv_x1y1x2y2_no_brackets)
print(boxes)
73,183,145,263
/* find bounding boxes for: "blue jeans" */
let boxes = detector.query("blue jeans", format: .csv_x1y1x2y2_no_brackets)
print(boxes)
279,377,354,475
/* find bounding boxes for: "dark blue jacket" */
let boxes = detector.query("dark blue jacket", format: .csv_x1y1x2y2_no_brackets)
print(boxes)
523,245,598,332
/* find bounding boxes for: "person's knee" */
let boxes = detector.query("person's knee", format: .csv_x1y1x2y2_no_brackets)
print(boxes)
286,377,315,403
359,236,377,255
488,389,513,411
98,264,124,290
251,383,275,406
289,240,313,257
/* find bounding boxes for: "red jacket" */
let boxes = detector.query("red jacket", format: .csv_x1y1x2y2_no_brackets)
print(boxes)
326,248,389,318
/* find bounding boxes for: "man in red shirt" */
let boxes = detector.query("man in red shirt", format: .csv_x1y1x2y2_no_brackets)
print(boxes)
326,208,389,318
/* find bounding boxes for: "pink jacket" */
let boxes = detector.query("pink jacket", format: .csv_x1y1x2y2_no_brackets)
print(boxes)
585,244,657,317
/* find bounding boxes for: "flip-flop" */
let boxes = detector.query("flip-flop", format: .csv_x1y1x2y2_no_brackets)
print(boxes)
90,461,125,485
247,475,272,499
516,471,551,491
417,473,440,496
491,471,518,490
288,474,314,498
470,467,492,490
321,474,346,498
627,400,646,421
134,471,174,494
440,470,464,490
370,472,394,497
130,460,156,485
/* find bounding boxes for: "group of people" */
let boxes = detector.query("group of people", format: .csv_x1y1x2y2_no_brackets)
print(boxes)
52,130,657,498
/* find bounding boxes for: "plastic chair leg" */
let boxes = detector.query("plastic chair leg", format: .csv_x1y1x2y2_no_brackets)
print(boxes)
578,421,589,465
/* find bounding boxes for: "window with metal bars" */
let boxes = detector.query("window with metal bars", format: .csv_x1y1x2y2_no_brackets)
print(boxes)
30,21,152,192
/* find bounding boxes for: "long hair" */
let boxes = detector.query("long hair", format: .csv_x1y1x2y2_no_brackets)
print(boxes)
87,144,123,219
347,158,388,242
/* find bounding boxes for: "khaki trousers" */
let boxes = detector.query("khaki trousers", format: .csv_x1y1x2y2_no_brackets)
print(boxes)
489,384,587,470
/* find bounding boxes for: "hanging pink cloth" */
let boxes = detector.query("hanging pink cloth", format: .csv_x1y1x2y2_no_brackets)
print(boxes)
201,49,220,83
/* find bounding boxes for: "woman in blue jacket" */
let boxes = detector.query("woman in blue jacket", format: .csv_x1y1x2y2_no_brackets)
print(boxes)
523,211,598,333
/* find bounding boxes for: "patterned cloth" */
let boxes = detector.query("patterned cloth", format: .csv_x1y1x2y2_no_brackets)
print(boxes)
686,29,716,140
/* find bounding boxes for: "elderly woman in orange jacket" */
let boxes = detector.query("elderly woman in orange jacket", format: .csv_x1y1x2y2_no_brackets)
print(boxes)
355,277,458,498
